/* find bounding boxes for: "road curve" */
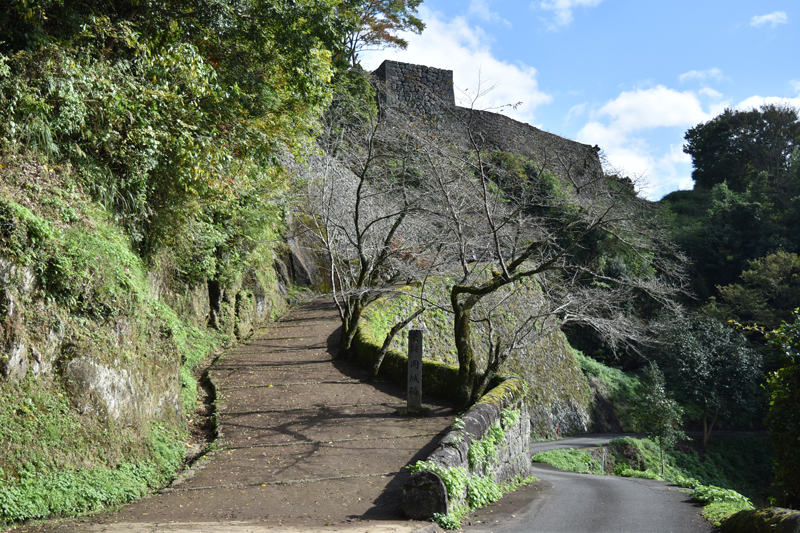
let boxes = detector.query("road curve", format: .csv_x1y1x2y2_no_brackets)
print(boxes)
464,434,715,533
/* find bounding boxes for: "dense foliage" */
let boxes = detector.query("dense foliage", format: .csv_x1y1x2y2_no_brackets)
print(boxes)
0,0,339,283
657,315,762,446
765,311,800,508
0,0,352,524
658,103,800,508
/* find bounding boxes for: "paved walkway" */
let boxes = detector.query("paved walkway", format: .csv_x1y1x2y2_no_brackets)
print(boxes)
39,299,453,532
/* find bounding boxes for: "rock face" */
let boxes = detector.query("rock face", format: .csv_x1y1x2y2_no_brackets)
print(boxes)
0,258,59,383
62,355,181,425
1,248,284,426
282,213,325,289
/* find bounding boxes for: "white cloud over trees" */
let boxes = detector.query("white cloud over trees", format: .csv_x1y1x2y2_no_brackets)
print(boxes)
737,95,800,111
576,86,724,198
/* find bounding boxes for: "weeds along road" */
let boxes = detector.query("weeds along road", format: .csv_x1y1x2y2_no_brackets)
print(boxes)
464,435,715,533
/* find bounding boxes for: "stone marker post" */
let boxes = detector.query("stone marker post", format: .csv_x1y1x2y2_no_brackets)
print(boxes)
407,330,423,410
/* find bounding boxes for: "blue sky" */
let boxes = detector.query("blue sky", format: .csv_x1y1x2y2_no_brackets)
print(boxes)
360,0,800,200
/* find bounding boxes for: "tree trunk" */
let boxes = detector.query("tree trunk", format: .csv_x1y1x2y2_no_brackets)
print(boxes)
338,300,363,359
702,406,718,447
371,307,425,380
470,351,504,405
453,304,478,411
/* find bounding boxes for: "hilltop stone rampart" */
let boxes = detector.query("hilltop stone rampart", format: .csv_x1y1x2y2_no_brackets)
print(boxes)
373,60,603,181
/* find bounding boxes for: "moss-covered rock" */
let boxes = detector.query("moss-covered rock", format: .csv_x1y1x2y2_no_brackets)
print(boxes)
0,159,289,524
721,507,800,533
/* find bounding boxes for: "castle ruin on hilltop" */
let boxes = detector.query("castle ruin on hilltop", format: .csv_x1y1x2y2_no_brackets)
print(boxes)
373,60,604,184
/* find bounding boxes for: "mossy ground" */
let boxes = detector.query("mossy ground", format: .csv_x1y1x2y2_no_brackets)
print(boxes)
361,280,592,435
0,159,255,525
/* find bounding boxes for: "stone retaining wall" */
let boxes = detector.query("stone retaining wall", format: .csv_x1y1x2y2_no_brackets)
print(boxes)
372,60,604,186
373,60,455,120
402,377,532,520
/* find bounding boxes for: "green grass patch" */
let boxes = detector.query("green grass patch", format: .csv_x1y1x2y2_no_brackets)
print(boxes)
0,391,186,526
691,485,754,526
608,436,771,504
532,448,601,474
573,349,640,429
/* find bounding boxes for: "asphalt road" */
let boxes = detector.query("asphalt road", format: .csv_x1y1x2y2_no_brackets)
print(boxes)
464,434,716,533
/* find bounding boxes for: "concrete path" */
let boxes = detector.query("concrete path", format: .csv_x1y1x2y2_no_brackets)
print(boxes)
33,299,453,533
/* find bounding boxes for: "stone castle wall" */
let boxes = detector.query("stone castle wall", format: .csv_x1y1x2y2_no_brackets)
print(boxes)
373,60,603,182
373,60,455,118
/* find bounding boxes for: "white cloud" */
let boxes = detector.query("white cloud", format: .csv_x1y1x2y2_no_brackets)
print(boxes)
750,11,788,27
679,68,724,84
699,87,724,99
576,86,717,199
791,80,800,96
360,8,551,124
589,86,710,133
566,102,587,122
536,0,603,28
737,95,800,111
468,0,509,24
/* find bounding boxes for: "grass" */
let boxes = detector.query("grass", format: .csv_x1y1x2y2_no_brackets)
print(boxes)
572,349,640,429
0,163,228,525
532,448,601,474
0,384,186,526
532,436,768,526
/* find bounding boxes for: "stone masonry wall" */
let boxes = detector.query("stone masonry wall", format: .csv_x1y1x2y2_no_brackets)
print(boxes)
373,60,455,119
373,60,604,184
401,378,532,520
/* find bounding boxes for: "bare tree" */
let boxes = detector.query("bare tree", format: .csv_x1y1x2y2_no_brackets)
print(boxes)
298,73,687,410
294,78,437,360
412,90,689,410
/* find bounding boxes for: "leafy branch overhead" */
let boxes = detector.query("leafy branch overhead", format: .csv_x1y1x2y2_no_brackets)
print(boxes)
338,0,425,66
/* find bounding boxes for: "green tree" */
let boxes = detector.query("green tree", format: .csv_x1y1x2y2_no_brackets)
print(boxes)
661,174,800,301
633,363,685,476
0,0,342,273
684,104,800,193
338,0,425,66
704,251,800,336
657,315,762,447
765,310,800,508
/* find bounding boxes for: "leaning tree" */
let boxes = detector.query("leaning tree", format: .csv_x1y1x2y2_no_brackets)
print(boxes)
298,74,688,409
414,95,689,410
